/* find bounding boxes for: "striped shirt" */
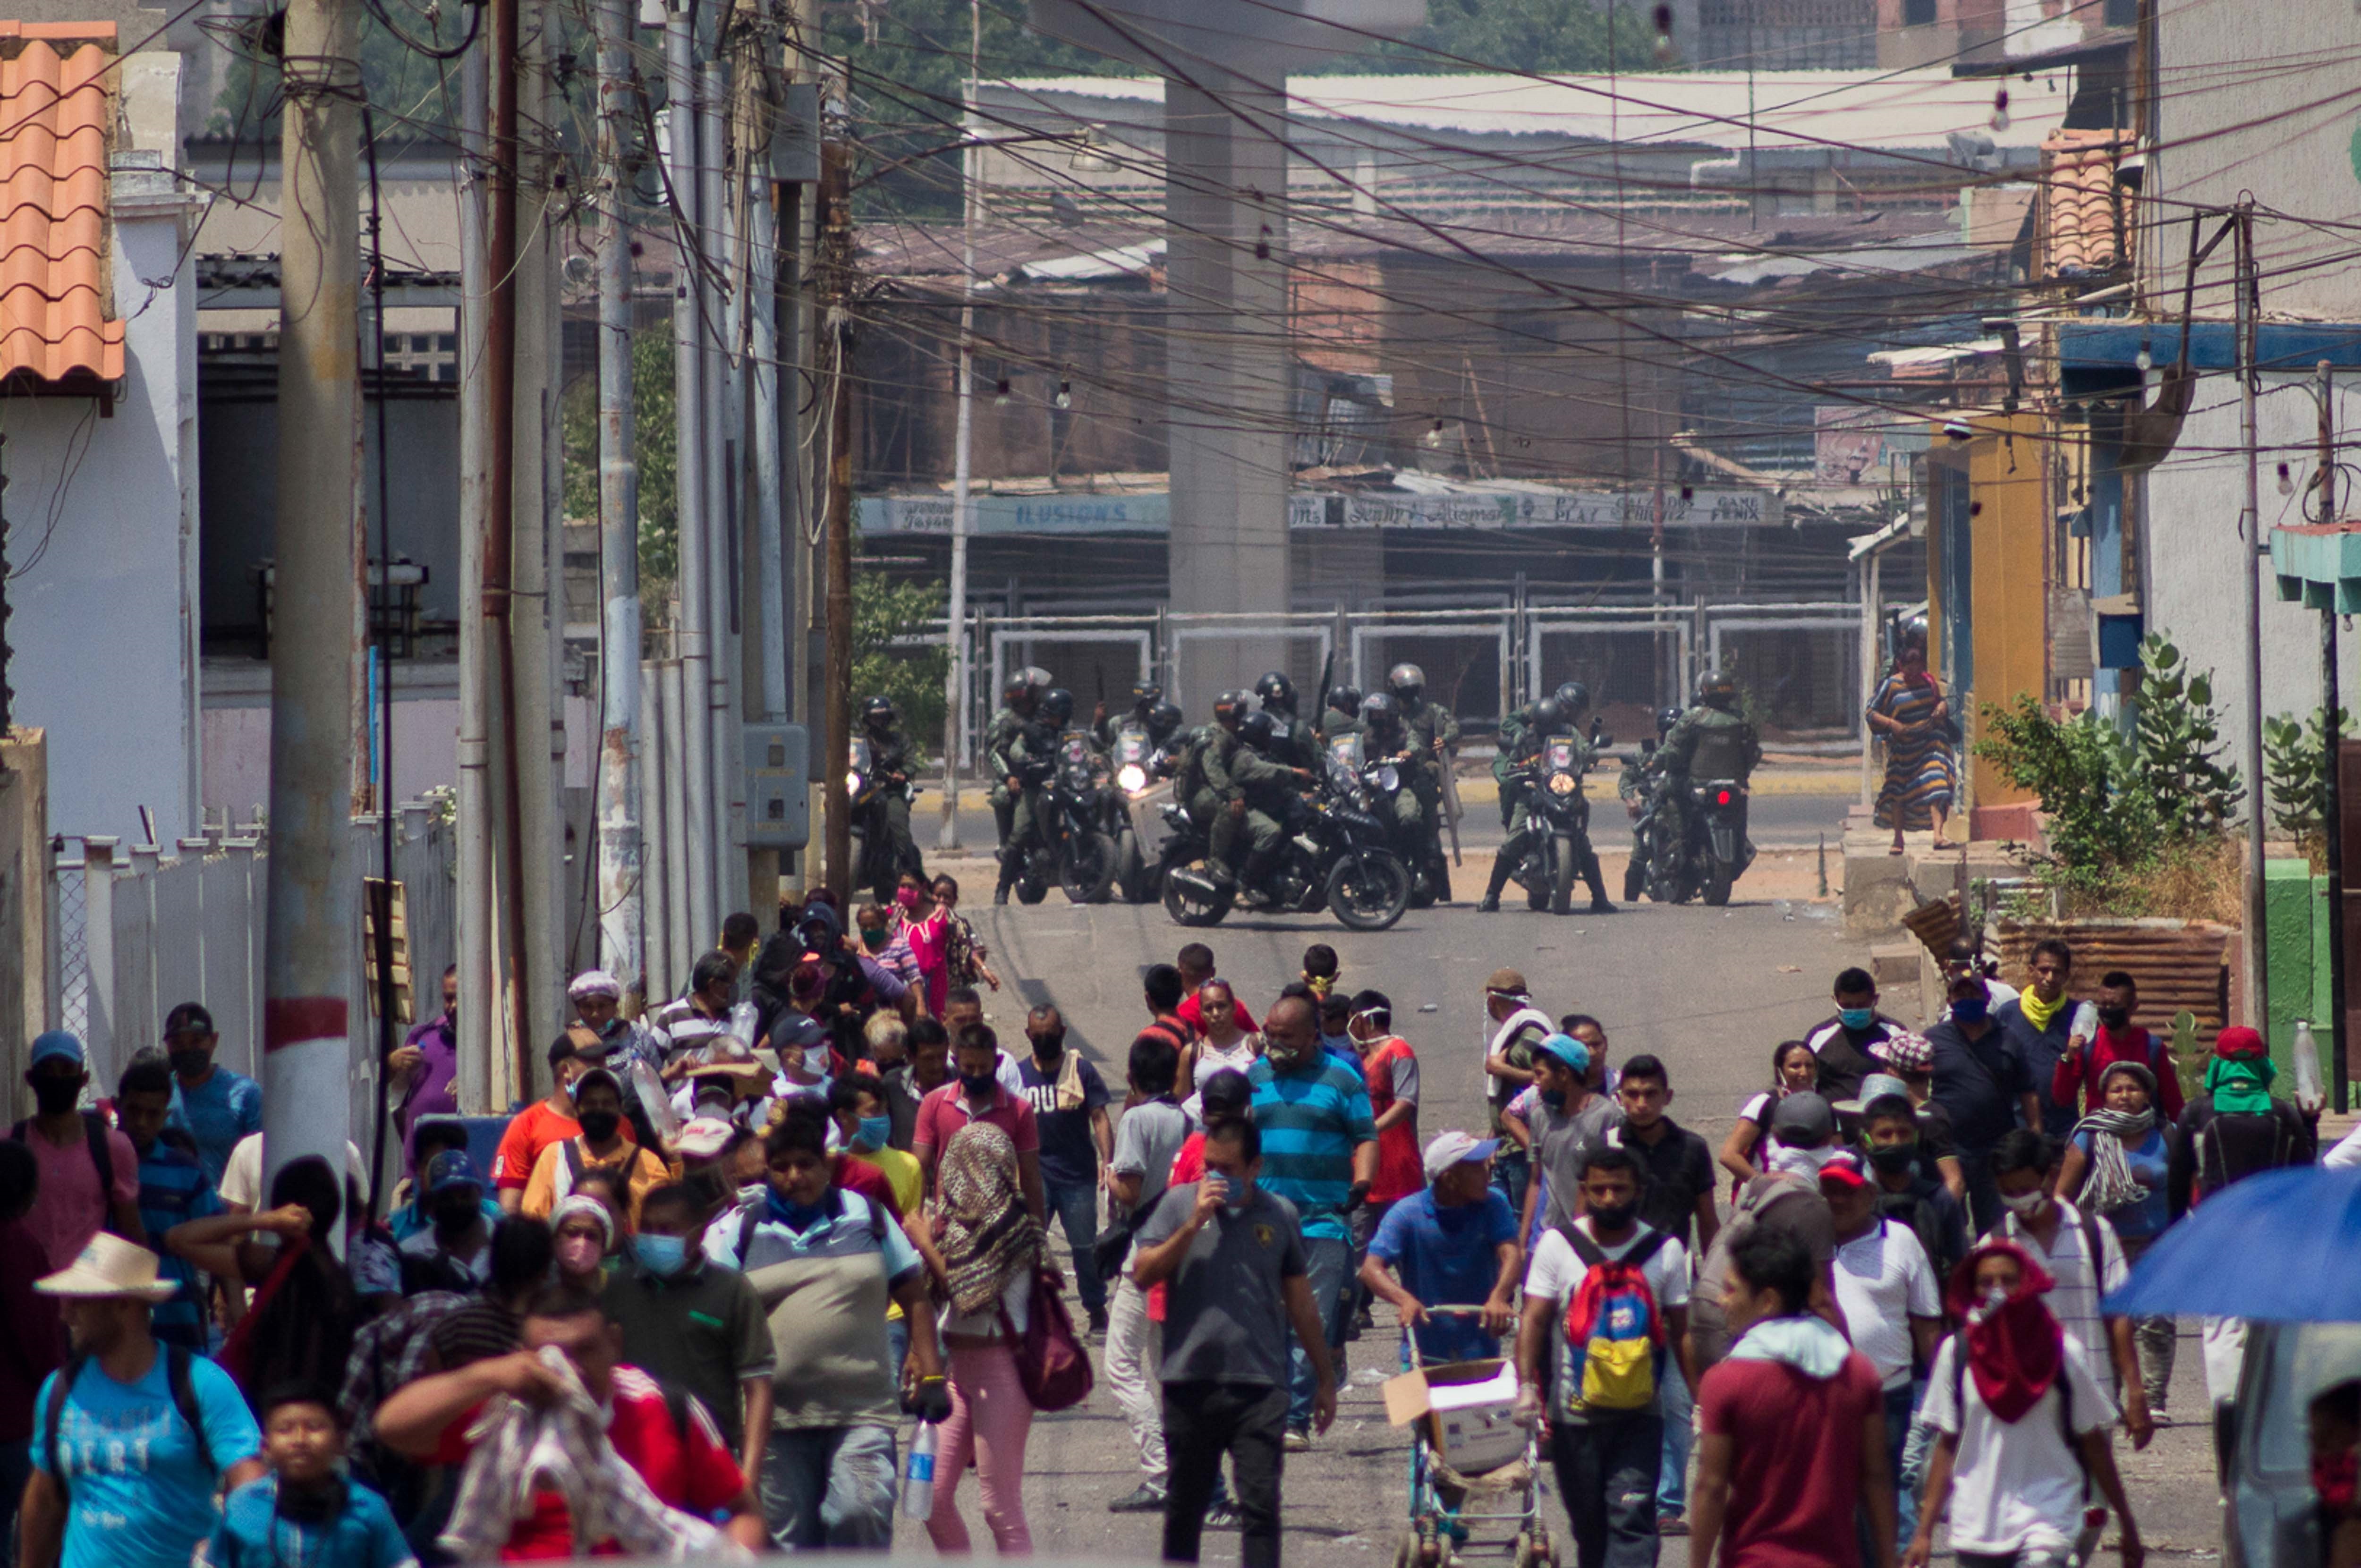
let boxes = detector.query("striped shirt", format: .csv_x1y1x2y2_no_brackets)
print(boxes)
1248,1055,1376,1241
131,1138,221,1348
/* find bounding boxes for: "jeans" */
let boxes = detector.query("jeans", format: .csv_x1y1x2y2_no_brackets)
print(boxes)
927,1341,1035,1553
887,1316,910,1391
1046,1178,1107,1318
1958,1152,2003,1237
1349,1197,1396,1321
1287,1235,1353,1430
0,1437,29,1568
1858,1380,1920,1564
2116,1235,2174,1407
1492,1149,1531,1217
1106,1275,1167,1482
757,1424,900,1550
1162,1381,1287,1568
1549,1414,1663,1568
1655,1353,1692,1516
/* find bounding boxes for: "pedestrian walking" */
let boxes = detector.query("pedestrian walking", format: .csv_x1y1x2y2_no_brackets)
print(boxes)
1105,1031,1194,1514
931,874,1003,994
1360,1130,1520,1365
396,1149,495,1295
110,1053,222,1352
1014,1003,1115,1334
915,1023,1047,1221
1516,1144,1695,1568
2049,973,2182,1124
521,1069,670,1227
1821,1151,1940,1555
1607,1055,1718,1537
12,1033,144,1269
1987,1129,2150,1448
647,950,743,1063
890,872,952,1017
1804,969,1907,1105
1690,1228,1893,1568
1866,624,1955,855
0,1140,63,1568
1863,1035,1967,1204
167,1157,362,1401
490,1032,603,1212
386,967,460,1173
2053,1062,2179,1419
1717,1041,1818,1192
551,1193,617,1292
1992,939,2090,1140
1349,991,1423,1314
156,1004,263,1189
200,1385,414,1568
1180,980,1259,1119
1175,944,1259,1035
19,1232,266,1568
1132,1116,1337,1568
1482,971,1555,1214
1925,971,2041,1232
927,1122,1049,1554
1518,1033,1623,1245
1906,1242,2142,1568
1248,994,1376,1451
1860,1090,1971,1293
602,1182,776,1481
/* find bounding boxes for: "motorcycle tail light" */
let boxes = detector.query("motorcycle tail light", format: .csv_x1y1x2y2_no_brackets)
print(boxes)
1716,789,1732,805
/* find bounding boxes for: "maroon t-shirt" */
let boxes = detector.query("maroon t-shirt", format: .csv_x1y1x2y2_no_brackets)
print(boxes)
1696,1348,1886,1568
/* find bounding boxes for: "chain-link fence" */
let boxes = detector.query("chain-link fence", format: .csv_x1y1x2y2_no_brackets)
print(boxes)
52,851,86,1039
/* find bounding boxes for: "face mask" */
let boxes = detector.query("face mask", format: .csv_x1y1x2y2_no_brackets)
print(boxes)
1321,1031,1354,1056
737,1180,767,1207
1837,1007,1874,1032
577,1110,621,1144
894,888,920,911
2000,1190,2046,1217
850,1115,891,1152
168,1048,211,1078
555,1234,604,1274
2097,1005,2131,1030
1030,1033,1064,1060
31,1077,79,1117
1540,1088,1567,1110
860,929,887,951
1868,1143,1919,1176
1587,1199,1637,1231
433,1196,482,1232
1213,1173,1253,1209
960,1071,997,1098
632,1234,689,1275
1951,994,1989,1025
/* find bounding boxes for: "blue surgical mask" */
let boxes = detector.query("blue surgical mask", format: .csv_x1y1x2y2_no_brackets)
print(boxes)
1838,1007,1874,1032
632,1233,688,1275
850,1115,891,1153
1952,994,1990,1025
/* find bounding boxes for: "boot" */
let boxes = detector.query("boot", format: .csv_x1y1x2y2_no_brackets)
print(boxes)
994,845,1019,906
1237,844,1281,908
1581,849,1617,914
1479,852,1514,913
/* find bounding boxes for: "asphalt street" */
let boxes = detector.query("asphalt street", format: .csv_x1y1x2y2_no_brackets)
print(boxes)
911,886,2233,1566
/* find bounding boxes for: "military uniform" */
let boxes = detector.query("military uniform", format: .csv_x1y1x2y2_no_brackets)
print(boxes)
985,704,1031,848
1484,720,1612,908
1364,723,1429,838
1262,712,1316,772
860,722,920,875
1318,704,1363,747
993,720,1052,897
1648,703,1761,884
1225,743,1295,888
1093,704,1154,752
1493,703,1540,828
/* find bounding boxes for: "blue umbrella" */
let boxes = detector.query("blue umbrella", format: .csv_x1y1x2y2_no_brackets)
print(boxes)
2106,1165,2361,1322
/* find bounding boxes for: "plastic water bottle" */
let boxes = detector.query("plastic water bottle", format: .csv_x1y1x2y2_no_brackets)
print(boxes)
901,1422,938,1519
2295,1020,2327,1115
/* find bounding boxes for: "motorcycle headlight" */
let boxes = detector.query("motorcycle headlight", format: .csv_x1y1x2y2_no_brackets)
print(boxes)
1117,764,1147,794
845,771,863,794
1547,772,1578,796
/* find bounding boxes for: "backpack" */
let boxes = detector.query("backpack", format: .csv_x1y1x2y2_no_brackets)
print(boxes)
44,1346,215,1500
10,1114,125,1238
1690,1173,1830,1375
1945,1330,2089,1495
1558,1225,1672,1414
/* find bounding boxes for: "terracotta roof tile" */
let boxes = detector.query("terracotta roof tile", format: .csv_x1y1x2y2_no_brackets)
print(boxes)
2039,127,2131,282
0,21,120,384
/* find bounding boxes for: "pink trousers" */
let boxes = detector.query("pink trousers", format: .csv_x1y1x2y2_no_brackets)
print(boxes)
926,1339,1036,1553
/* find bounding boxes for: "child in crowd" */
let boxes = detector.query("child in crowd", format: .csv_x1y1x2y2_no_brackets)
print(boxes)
203,1384,415,1568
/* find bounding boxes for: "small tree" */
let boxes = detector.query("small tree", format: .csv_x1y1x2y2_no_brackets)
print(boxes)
852,570,951,762
2265,706,2353,842
2130,636,2244,835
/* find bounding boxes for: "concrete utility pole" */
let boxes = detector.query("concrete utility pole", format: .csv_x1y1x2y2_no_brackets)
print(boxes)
263,0,360,1198
455,42,495,1107
665,1,715,959
940,1,981,851
595,0,644,1004
821,137,855,896
702,57,740,927
2237,199,2268,1034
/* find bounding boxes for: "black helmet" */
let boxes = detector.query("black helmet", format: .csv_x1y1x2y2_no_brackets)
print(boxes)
1021,665,1053,690
1131,681,1164,708
1695,670,1738,709
1656,706,1682,736
1240,711,1276,749
1533,696,1565,732
1329,683,1362,715
1002,674,1034,706
1387,663,1425,703
1554,681,1589,714
861,695,895,727
1147,701,1184,741
1254,671,1297,714
1212,689,1251,723
1040,687,1075,726
1360,691,1400,727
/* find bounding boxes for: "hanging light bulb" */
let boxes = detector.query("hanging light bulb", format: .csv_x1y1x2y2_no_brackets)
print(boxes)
2278,461,2296,497
2135,347,2152,373
1988,87,2010,133
1054,380,1073,410
1423,419,1445,449
993,378,1012,406
1255,224,1274,261
1651,3,1676,61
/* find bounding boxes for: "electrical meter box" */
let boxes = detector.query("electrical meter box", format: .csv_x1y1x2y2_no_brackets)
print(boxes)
744,723,811,849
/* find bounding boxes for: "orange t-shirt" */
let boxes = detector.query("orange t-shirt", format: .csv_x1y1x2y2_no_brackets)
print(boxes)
491,1100,637,1190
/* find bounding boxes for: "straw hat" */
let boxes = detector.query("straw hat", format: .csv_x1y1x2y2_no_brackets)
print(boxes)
35,1232,178,1303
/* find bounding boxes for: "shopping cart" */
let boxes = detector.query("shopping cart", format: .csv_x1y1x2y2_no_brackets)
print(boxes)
1389,1306,1557,1568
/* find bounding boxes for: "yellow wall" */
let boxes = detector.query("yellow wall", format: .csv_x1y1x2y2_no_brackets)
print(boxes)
1927,412,2049,810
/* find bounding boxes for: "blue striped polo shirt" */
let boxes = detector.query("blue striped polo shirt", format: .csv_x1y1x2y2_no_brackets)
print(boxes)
1248,1055,1376,1241
131,1137,223,1348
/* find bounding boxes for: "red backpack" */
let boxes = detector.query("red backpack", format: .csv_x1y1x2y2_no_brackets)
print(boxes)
1559,1228,1672,1412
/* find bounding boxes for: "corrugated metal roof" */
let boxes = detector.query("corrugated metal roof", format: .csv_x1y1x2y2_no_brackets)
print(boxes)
0,21,120,386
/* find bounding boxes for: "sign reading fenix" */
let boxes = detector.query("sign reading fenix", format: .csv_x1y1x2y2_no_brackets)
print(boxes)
861,487,1783,535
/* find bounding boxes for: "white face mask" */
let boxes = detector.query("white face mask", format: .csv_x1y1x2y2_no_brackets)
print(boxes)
1769,1143,1838,1178
2000,1190,2047,1217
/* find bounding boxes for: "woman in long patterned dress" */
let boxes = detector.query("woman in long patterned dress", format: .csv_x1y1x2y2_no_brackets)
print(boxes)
1866,628,1956,853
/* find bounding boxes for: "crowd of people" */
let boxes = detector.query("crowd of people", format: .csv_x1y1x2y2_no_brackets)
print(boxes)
0,910,2329,1568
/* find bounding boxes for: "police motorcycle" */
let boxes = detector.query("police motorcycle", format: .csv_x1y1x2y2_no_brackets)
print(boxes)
845,739,920,908
1157,726,1412,932
1109,700,1186,905
1006,689,1121,905
1656,775,1754,907
1346,708,1446,910
1508,718,1611,916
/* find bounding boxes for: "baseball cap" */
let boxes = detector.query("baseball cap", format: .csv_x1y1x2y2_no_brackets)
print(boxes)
1485,968,1529,997
1534,1033,1590,1074
423,1149,484,1195
29,1031,85,1070
769,1013,828,1054
565,1023,611,1061
1769,1091,1835,1146
162,1002,215,1037
573,1067,622,1101
1200,1068,1253,1119
1422,1130,1501,1183
1817,1149,1871,1191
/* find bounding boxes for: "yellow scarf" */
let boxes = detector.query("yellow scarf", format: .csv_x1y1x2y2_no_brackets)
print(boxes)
2019,987,2065,1032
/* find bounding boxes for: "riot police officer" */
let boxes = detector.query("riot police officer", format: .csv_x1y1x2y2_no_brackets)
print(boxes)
1361,691,1438,870
1254,671,1316,770
858,695,923,887
1144,700,1185,750
1648,671,1762,888
1092,680,1164,750
1492,681,1588,830
1390,664,1460,901
1318,684,1364,744
1619,707,1681,900
985,675,1039,856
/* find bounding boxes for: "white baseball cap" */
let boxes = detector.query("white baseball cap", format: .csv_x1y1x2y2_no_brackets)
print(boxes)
1422,1130,1501,1184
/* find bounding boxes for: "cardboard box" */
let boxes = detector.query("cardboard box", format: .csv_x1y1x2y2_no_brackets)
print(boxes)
1382,1357,1524,1475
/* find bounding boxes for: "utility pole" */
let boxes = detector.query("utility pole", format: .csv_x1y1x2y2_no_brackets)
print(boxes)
455,42,494,1108
2318,359,2349,1113
2237,198,2269,1034
939,0,980,851
702,57,741,927
594,0,643,1005
821,136,854,896
666,1,715,961
263,0,359,1196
